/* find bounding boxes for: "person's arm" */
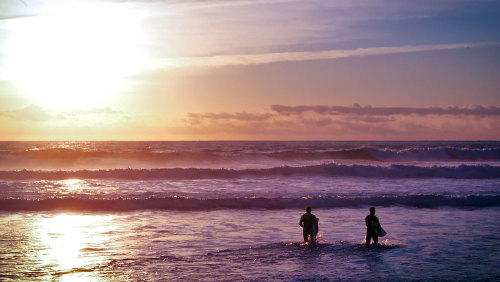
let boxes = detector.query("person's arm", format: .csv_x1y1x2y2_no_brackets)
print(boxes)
365,216,369,227
314,217,319,231
299,216,304,227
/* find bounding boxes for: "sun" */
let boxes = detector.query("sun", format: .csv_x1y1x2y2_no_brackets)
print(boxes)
4,2,149,110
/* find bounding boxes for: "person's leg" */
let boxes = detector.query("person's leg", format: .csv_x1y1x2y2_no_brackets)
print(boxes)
373,233,378,244
307,231,313,242
365,231,372,245
303,230,308,242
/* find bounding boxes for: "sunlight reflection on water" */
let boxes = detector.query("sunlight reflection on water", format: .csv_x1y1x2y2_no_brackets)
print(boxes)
57,178,99,196
28,213,115,280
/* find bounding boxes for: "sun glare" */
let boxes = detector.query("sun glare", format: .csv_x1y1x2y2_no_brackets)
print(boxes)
4,2,149,110
29,214,115,280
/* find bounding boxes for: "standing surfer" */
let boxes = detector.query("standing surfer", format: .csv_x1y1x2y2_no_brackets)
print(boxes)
365,206,382,245
299,207,319,243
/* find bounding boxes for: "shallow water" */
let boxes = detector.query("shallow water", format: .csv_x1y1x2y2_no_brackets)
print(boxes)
1,207,499,281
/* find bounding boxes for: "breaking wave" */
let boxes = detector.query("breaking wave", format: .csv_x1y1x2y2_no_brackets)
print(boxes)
0,146,499,169
1,164,498,180
270,147,500,161
0,195,498,211
365,147,500,161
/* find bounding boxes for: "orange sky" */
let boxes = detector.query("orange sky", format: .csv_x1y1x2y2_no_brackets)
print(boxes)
0,0,499,140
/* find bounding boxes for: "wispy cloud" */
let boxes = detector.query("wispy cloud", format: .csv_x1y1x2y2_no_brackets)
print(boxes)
187,112,272,122
1,104,52,121
146,0,298,9
0,105,123,122
271,104,500,117
155,42,500,69
62,107,122,116
180,104,500,139
187,104,500,123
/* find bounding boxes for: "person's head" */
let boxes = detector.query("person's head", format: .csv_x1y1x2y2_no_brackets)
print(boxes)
306,206,311,213
369,207,375,215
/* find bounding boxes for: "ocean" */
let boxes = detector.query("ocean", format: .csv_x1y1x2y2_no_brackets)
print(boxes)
0,141,499,280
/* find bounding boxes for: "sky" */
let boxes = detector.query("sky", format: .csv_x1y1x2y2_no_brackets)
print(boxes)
0,0,499,140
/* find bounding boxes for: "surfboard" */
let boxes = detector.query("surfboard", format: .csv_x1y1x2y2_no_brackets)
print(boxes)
371,218,386,237
312,218,319,239
379,227,387,237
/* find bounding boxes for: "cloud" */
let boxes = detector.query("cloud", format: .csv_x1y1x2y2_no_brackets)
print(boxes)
347,116,396,123
187,112,273,122
54,107,124,121
63,107,122,116
154,42,500,70
300,117,334,127
271,104,500,117
178,104,500,140
1,104,52,121
159,0,298,9
186,104,500,127
0,105,123,122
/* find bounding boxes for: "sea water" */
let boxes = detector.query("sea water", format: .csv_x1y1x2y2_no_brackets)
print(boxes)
0,141,499,280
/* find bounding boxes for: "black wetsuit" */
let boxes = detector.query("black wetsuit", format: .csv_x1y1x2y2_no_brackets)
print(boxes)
300,212,318,242
365,214,381,245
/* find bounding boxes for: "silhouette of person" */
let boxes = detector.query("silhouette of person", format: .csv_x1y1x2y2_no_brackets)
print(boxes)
299,206,318,243
365,206,382,245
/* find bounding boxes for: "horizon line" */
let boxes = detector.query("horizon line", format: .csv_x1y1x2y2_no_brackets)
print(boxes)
1,139,499,142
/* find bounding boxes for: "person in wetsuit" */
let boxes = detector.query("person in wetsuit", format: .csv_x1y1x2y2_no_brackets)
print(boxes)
365,206,382,245
299,206,318,243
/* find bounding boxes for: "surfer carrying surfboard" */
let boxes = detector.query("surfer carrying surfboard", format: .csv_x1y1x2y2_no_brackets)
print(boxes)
299,207,319,243
365,206,383,245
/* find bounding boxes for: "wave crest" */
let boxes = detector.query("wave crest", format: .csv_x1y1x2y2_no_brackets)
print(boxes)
1,145,499,170
1,195,498,211
1,164,498,180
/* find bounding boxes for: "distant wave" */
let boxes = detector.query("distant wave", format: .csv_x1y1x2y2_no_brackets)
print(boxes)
365,147,500,161
1,195,498,211
0,164,499,180
269,147,500,161
1,147,499,167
